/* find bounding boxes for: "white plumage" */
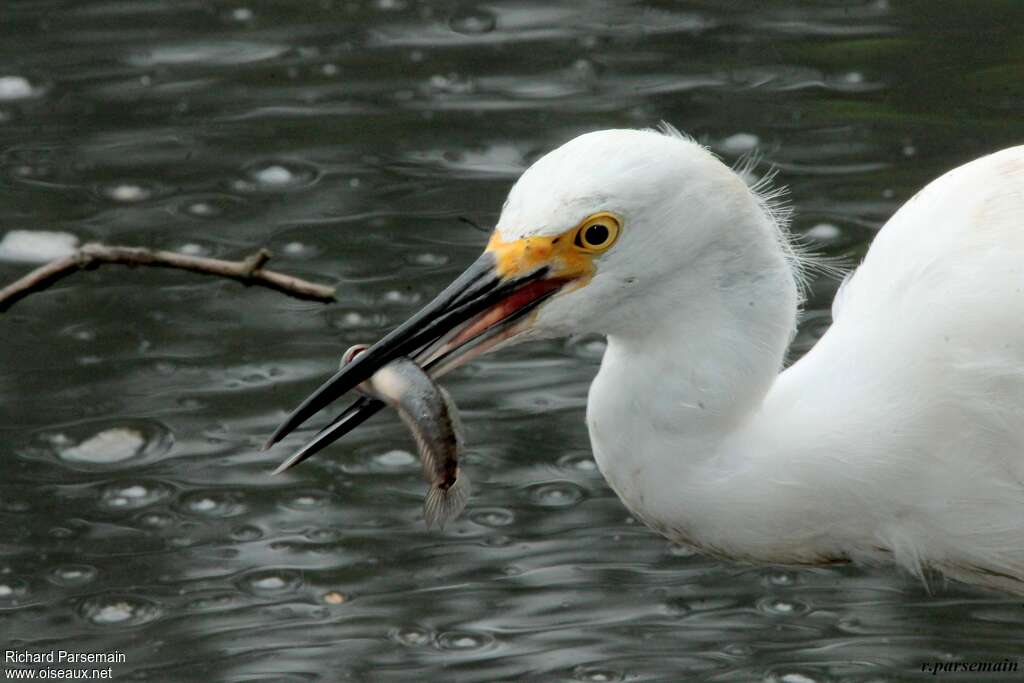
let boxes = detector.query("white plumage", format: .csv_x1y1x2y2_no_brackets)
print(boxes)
497,127,1024,592
273,125,1024,593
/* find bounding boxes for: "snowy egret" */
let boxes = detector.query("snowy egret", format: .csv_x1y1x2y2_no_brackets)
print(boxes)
269,125,1024,593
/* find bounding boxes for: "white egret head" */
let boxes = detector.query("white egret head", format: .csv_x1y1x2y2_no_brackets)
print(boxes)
489,126,797,340
268,125,800,464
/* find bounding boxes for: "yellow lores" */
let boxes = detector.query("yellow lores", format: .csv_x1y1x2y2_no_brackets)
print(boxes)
486,212,621,281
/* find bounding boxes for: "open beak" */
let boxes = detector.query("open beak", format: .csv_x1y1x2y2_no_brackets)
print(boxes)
267,231,592,473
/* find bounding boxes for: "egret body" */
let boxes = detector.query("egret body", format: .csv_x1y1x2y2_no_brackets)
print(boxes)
271,126,1024,594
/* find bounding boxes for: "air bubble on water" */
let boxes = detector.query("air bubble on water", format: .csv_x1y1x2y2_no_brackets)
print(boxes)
805,223,840,242
254,165,293,185
49,565,98,587
60,428,145,465
382,289,421,306
0,76,35,101
572,667,624,683
526,481,586,508
184,199,233,218
392,626,431,646
448,8,497,34
283,241,307,255
47,433,74,447
188,201,214,216
230,7,254,22
757,596,808,617
409,252,448,267
137,510,174,528
720,133,760,155
99,481,170,510
332,311,379,330
79,595,161,626
0,578,30,603
373,450,416,468
253,576,285,590
11,163,55,180
557,453,598,472
238,569,302,596
235,162,317,191
179,491,246,517
282,490,328,510
0,230,79,263
436,630,492,651
766,570,797,586
470,507,515,527
426,73,474,95
103,183,152,203
775,673,820,683
178,243,208,256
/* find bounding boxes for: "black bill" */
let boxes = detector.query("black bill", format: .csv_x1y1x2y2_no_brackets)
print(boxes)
267,251,568,472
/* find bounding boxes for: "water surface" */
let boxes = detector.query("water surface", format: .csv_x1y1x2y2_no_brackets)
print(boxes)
3,1,1024,681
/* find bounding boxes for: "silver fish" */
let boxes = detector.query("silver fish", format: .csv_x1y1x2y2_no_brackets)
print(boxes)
342,344,470,530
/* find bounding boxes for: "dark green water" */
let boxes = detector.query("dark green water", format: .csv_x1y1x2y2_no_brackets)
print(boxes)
2,1,1024,681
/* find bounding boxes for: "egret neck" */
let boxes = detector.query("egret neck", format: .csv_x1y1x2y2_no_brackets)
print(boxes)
585,184,823,563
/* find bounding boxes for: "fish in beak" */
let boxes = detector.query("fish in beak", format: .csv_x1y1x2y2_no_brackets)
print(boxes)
333,344,471,529
267,228,601,473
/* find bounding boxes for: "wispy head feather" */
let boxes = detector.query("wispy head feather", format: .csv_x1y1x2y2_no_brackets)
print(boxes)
731,151,849,303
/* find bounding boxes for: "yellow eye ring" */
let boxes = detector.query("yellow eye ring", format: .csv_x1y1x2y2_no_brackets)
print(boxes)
573,212,621,253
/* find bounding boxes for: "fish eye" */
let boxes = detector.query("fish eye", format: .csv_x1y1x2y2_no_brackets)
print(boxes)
574,213,621,253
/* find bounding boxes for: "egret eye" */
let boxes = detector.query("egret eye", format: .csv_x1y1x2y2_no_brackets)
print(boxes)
574,213,621,253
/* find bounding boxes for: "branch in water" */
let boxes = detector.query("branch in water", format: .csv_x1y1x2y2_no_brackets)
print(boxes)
0,243,336,312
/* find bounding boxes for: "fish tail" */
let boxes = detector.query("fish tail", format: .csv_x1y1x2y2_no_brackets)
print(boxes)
423,470,471,530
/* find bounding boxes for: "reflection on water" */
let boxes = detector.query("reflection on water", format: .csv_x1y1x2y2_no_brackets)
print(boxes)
2,1,1023,681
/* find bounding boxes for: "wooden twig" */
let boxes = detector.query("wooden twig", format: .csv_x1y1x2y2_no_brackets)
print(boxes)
0,243,336,312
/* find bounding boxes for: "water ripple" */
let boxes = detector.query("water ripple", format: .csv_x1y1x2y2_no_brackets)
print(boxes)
4,0,1022,679
128,42,289,67
78,594,162,627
